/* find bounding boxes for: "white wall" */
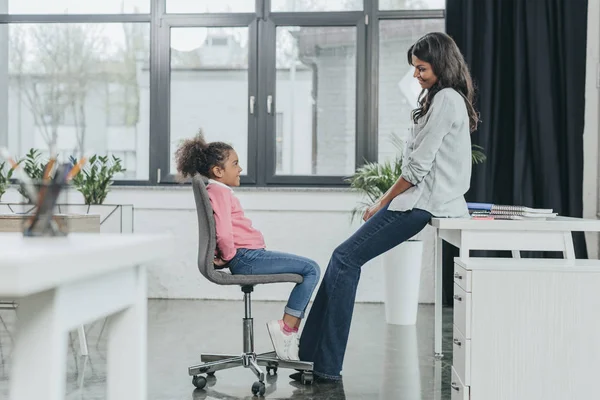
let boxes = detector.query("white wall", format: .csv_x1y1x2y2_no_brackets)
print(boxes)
584,0,600,258
1,185,438,304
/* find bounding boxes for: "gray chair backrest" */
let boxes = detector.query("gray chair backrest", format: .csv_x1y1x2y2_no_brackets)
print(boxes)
192,174,245,285
191,174,219,283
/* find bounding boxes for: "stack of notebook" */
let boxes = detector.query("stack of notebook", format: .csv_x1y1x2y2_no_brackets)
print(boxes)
467,202,558,220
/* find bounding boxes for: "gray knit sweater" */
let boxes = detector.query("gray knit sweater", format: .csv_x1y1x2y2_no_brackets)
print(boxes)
388,88,472,218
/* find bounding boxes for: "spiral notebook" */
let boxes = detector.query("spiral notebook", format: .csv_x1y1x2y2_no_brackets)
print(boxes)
467,202,554,214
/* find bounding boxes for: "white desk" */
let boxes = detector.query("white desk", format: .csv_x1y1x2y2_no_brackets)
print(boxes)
0,233,174,400
0,213,101,357
430,216,600,358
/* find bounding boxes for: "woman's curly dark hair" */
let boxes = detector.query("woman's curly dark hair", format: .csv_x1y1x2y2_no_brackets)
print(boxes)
408,32,479,132
175,130,233,179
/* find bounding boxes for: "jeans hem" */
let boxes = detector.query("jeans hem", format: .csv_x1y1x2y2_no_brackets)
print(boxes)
284,306,304,319
313,370,342,381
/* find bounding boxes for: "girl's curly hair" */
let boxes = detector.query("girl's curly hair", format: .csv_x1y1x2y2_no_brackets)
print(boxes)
174,130,233,179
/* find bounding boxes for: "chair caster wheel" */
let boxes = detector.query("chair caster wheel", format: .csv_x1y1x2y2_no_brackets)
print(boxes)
192,375,207,389
266,366,278,375
301,371,314,385
251,381,266,396
207,371,215,377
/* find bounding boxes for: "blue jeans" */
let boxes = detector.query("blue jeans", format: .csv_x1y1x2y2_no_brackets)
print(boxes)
298,205,432,379
228,248,321,319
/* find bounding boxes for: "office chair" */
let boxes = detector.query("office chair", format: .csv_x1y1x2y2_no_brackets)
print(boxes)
187,175,314,396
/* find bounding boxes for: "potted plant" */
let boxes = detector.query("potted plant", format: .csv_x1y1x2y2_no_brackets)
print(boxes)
345,136,486,325
69,155,126,205
16,148,46,203
0,161,15,202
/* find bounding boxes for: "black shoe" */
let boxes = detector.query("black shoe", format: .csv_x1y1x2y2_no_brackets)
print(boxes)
289,372,302,381
289,371,342,385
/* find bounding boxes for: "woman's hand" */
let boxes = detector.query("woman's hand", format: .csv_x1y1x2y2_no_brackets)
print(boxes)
213,257,228,267
363,201,385,222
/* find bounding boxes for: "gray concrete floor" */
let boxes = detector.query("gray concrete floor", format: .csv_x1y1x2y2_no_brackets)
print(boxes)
0,299,454,399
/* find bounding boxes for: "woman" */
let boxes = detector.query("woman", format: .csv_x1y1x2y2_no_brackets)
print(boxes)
295,32,479,383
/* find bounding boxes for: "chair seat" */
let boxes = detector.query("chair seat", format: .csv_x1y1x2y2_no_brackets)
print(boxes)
211,271,303,286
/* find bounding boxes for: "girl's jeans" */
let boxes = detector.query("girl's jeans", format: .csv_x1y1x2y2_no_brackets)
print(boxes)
228,248,321,319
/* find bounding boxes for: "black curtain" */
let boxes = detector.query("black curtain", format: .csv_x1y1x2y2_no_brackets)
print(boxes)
443,0,589,304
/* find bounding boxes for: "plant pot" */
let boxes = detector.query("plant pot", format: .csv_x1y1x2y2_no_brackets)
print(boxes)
383,240,424,325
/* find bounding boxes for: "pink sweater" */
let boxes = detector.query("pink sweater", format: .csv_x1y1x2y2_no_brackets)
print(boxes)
206,180,266,261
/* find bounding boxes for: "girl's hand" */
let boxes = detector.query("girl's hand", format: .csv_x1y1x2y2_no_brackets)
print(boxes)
214,257,228,267
363,201,385,222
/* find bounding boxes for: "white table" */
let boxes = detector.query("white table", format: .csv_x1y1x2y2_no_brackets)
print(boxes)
0,233,174,400
0,213,101,357
430,216,600,358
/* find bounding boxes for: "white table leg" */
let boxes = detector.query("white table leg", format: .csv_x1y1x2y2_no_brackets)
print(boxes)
434,234,443,358
512,250,521,258
10,289,67,400
78,325,89,356
563,232,576,259
107,265,147,400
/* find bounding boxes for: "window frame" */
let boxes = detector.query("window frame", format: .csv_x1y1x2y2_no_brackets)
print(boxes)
0,0,446,187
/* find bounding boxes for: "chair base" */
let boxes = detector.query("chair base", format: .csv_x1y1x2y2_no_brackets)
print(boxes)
188,351,314,394
189,350,313,376
187,286,314,395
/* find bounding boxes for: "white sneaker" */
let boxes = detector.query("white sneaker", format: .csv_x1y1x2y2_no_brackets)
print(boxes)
266,320,299,361
288,334,300,361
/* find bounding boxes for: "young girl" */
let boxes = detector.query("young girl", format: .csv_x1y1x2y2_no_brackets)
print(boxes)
175,133,321,361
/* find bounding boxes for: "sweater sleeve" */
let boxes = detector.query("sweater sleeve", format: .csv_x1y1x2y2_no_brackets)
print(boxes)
401,90,458,185
207,186,237,261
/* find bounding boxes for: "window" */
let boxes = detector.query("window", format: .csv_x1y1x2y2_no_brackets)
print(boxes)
271,0,363,12
275,26,357,176
166,0,255,14
4,0,150,14
0,1,446,185
169,27,250,176
109,150,137,179
6,23,150,180
379,0,446,10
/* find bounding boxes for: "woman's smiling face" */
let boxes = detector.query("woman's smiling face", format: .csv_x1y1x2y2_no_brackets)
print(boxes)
412,54,438,89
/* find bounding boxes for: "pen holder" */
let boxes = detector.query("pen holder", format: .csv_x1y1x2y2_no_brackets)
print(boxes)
21,179,70,237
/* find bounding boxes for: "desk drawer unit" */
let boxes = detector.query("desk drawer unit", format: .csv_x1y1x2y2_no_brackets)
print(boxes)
452,324,471,386
450,258,600,400
451,366,469,400
453,262,472,292
453,283,471,339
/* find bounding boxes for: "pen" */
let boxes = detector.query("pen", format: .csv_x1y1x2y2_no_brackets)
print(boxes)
66,156,87,182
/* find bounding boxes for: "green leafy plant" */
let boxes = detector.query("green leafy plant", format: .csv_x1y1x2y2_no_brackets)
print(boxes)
0,161,16,201
471,144,487,165
346,158,403,222
345,135,486,221
21,148,45,180
69,155,126,205
16,148,46,202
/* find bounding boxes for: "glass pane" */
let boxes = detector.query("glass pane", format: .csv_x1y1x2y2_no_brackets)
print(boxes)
378,19,445,163
169,27,249,175
166,0,255,13
6,23,151,180
379,0,445,10
272,0,362,12
6,0,150,14
275,26,356,176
